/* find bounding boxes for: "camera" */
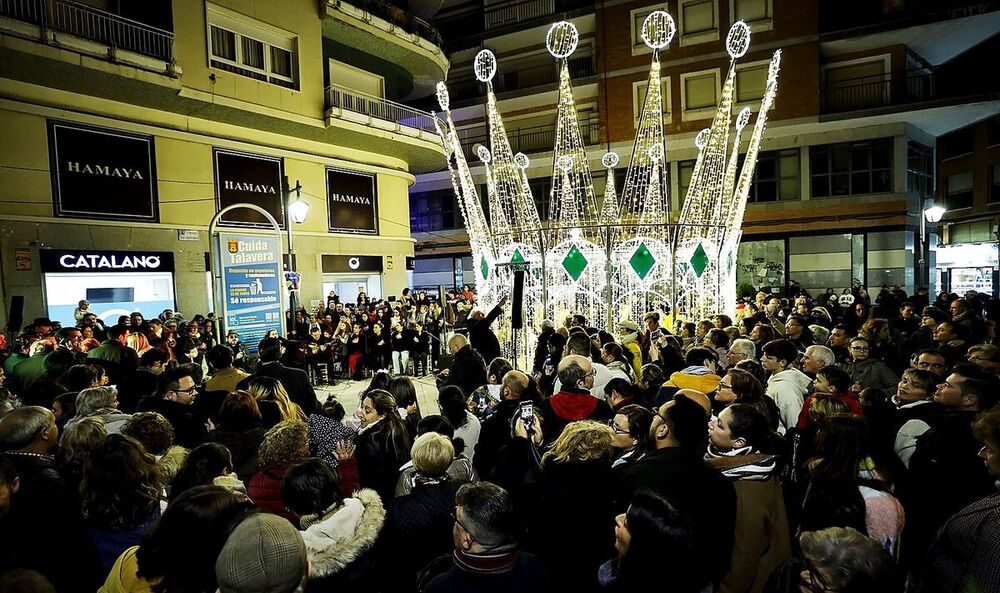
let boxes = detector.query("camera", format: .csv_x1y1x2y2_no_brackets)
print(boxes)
519,401,534,431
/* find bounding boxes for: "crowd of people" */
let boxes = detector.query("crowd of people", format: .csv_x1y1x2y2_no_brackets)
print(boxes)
0,281,998,593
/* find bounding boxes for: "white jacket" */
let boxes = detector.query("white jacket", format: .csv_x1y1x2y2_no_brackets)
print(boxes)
766,368,811,433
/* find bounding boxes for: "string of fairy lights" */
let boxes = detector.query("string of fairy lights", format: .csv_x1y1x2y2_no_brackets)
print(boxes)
433,11,782,363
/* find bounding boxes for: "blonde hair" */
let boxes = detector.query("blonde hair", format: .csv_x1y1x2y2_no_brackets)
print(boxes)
411,432,454,477
57,417,107,470
542,420,615,466
247,377,305,422
257,420,309,468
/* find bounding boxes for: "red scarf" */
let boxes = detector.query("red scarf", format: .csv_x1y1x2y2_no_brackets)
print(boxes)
550,390,599,421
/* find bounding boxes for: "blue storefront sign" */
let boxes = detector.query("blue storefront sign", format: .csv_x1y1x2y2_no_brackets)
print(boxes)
219,233,283,353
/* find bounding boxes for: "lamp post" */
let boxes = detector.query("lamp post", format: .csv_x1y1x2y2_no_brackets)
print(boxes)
284,176,309,336
921,203,946,292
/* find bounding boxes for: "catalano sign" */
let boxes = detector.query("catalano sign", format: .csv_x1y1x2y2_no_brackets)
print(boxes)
40,250,175,274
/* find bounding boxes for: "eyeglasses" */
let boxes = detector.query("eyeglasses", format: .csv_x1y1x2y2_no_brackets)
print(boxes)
850,346,869,352
172,386,197,396
606,419,629,435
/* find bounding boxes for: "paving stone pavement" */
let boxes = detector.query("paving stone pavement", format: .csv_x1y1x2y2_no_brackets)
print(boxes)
313,374,442,418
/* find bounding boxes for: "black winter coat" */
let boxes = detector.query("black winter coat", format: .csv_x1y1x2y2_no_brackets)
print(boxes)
466,304,503,365
355,420,410,503
444,346,488,398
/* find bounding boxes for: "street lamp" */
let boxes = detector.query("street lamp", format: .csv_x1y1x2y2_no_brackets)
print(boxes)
919,203,946,292
284,177,307,335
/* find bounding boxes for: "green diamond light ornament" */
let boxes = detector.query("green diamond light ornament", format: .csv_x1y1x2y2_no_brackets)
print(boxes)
511,249,525,264
690,243,709,278
480,256,489,280
629,242,657,280
561,244,588,282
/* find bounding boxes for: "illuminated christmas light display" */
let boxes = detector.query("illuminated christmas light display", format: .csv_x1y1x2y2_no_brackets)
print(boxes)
434,12,781,361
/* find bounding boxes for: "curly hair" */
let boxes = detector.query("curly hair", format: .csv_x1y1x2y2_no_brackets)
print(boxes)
55,417,106,475
542,420,615,466
247,377,305,422
973,406,1000,451
81,434,162,531
257,420,309,468
122,412,175,456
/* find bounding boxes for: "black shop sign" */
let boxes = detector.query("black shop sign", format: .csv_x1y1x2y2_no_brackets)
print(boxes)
41,249,175,273
48,120,158,221
214,149,285,229
326,167,378,234
322,255,384,273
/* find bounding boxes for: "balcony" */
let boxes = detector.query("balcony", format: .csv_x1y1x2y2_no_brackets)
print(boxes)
457,115,601,160
822,70,935,114
323,0,448,101
438,0,595,52
445,54,596,105
0,0,174,70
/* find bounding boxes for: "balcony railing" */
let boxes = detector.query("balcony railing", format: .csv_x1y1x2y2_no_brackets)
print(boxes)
484,0,594,31
458,116,601,159
0,0,174,62
822,69,935,113
447,54,597,103
335,0,443,48
325,83,442,134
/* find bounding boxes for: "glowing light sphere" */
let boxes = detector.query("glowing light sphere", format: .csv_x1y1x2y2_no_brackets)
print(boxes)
546,21,579,59
514,153,530,169
735,107,752,131
726,21,751,59
556,154,574,172
435,81,450,111
474,50,497,83
647,144,663,162
601,152,619,169
695,128,711,149
475,144,492,163
641,10,676,50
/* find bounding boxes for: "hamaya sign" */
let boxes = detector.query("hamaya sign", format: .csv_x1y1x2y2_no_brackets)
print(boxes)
215,149,285,228
326,167,378,234
48,120,158,221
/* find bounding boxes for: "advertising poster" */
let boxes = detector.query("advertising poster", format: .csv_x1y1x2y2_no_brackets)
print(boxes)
326,167,378,234
219,233,283,353
214,148,284,228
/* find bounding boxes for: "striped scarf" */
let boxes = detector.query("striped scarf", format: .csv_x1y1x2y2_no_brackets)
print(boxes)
705,445,779,481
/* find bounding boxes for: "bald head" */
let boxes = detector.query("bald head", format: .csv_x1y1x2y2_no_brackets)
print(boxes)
557,354,594,391
674,389,711,415
501,370,529,400
448,333,468,353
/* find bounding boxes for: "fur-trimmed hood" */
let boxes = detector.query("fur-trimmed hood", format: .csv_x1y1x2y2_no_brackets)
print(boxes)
299,488,385,577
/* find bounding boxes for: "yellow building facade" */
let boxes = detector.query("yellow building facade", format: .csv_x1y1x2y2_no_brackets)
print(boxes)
0,0,446,328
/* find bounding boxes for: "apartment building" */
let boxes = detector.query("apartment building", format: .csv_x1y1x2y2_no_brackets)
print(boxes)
0,0,445,327
410,0,1000,297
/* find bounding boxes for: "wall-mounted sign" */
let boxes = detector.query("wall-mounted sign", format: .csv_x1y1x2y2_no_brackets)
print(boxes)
177,229,201,241
219,233,283,354
322,254,383,273
15,249,31,271
405,256,415,271
48,120,158,221
214,149,284,229
326,167,377,234
40,249,175,273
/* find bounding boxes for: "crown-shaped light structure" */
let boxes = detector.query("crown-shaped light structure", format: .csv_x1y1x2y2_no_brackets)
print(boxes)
434,12,781,362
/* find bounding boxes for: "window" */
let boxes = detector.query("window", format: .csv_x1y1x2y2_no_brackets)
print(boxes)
207,6,298,89
681,69,720,120
990,164,1000,203
732,0,771,24
907,141,934,199
940,127,974,160
987,115,1000,147
748,149,800,203
677,159,696,209
630,6,665,55
633,77,672,126
945,172,973,210
810,139,893,198
680,0,718,46
529,176,553,221
410,191,458,231
735,61,769,104
822,57,889,112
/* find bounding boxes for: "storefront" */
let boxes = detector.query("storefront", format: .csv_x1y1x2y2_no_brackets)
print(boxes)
41,249,176,325
935,243,998,295
321,255,384,303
